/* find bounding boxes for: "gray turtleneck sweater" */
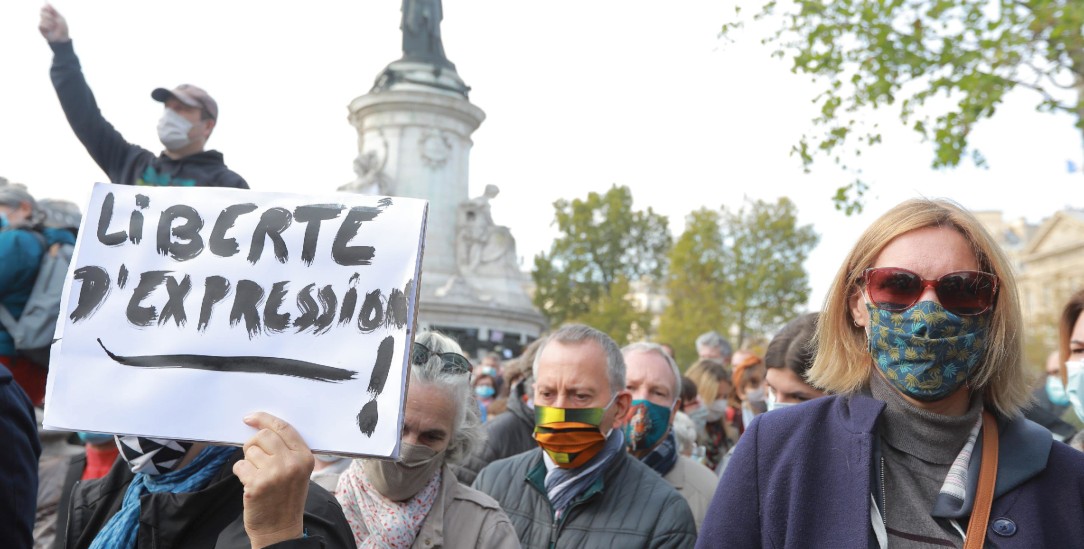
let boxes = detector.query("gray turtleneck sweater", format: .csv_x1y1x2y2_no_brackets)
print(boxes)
870,372,983,548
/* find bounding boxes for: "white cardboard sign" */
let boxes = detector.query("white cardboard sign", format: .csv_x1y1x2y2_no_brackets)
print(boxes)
43,182,427,458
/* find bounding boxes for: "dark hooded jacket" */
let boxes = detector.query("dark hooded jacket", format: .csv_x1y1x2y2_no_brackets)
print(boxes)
0,363,40,549
48,40,248,190
455,379,537,485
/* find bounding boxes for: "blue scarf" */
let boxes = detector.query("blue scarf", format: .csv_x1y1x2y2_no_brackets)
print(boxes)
544,429,625,516
640,431,679,476
88,445,236,549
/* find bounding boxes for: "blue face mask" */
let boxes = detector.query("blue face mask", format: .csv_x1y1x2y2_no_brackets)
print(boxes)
623,399,673,454
474,385,495,399
1047,375,1071,407
866,301,988,402
1065,361,1084,423
77,432,114,445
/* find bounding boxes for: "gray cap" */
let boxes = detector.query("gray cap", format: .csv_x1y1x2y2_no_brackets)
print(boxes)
0,180,36,209
151,84,219,120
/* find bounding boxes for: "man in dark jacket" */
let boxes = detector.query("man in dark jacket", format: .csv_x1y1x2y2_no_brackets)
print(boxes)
39,5,248,190
473,324,697,548
455,377,536,485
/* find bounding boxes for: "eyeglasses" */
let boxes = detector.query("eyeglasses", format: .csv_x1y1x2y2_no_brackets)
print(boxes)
411,342,473,375
862,267,999,316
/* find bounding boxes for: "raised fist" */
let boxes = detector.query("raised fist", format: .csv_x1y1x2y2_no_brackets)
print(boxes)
39,4,70,43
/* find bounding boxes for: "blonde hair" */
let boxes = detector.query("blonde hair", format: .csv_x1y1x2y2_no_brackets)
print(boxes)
685,358,730,405
808,198,1031,416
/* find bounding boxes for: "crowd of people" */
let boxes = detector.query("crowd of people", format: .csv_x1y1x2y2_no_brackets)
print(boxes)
4,4,1084,549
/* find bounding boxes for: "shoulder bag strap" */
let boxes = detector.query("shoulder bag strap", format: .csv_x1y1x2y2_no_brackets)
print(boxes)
963,410,999,549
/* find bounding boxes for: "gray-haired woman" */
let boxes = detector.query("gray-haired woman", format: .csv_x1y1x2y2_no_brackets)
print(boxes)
335,332,519,548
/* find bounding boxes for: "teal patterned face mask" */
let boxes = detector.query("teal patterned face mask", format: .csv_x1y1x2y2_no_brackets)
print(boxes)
623,399,673,454
866,301,988,402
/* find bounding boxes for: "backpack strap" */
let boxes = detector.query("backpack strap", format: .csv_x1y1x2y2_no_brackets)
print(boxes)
0,300,16,333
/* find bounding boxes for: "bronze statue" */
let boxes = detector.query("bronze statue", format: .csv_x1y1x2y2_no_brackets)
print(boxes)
400,0,455,70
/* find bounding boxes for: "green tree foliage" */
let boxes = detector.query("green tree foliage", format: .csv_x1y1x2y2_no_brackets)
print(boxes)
532,185,672,344
659,198,819,355
721,198,820,346
723,0,1084,213
657,209,730,369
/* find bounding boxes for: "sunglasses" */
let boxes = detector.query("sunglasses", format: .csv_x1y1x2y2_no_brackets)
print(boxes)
862,267,999,316
411,342,473,375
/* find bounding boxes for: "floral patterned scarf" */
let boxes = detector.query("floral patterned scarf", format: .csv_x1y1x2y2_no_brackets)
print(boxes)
335,459,441,549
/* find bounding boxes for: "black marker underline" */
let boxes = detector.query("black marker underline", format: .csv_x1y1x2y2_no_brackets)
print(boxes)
96,338,357,383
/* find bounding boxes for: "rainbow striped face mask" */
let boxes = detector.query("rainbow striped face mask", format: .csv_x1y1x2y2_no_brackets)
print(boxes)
533,394,616,469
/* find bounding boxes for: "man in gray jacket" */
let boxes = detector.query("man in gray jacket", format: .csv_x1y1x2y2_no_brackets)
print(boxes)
622,342,719,531
473,324,697,548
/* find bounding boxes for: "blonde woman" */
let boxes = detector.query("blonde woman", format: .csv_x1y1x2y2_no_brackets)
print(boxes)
684,359,734,471
698,198,1084,548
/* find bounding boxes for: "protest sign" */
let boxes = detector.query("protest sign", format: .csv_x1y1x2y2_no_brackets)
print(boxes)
43,182,427,458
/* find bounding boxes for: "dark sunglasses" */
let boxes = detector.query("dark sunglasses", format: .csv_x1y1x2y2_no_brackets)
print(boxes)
862,267,999,316
411,342,473,375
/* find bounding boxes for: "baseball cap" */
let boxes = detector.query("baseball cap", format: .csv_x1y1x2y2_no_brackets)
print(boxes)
151,84,218,120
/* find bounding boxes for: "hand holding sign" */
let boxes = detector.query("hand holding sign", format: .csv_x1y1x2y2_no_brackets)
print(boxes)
234,412,313,548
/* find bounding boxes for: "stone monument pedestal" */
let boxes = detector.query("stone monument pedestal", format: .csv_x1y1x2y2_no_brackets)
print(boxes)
343,57,545,358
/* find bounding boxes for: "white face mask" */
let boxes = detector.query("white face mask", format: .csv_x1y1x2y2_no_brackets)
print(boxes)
157,108,194,151
1065,361,1084,423
766,389,797,412
741,403,758,428
705,398,729,421
744,384,766,403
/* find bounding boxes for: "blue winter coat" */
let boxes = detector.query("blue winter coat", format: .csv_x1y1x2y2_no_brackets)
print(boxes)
697,393,1084,548
0,227,77,355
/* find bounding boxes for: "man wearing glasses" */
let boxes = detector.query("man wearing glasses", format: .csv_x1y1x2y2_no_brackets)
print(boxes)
473,324,697,548
39,5,248,190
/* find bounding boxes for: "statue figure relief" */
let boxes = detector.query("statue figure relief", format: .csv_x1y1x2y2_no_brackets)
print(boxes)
456,185,519,276
339,132,393,195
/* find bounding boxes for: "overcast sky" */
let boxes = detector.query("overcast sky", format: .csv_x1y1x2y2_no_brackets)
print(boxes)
2,1,1081,311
